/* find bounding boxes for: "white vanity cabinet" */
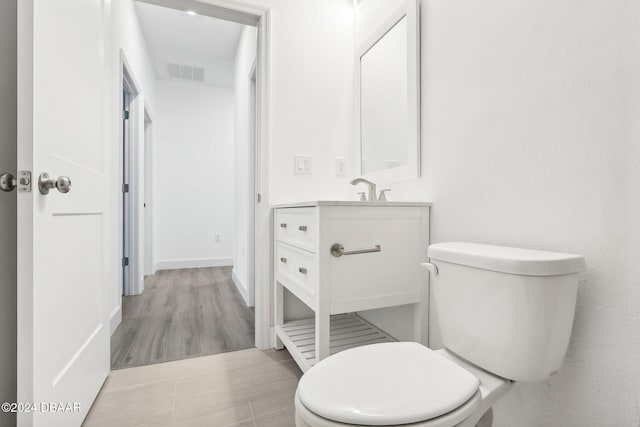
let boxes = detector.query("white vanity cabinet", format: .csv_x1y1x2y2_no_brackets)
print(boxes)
273,201,430,372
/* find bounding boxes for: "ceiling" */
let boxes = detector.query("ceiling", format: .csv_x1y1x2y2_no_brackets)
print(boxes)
134,1,245,88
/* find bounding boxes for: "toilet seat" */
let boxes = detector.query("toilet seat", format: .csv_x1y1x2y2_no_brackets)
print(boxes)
295,389,482,427
296,342,481,426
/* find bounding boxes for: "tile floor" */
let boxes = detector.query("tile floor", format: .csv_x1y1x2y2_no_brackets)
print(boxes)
83,348,301,427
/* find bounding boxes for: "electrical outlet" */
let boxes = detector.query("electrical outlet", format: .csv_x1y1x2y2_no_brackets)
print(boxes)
335,157,346,176
215,234,220,242
294,155,312,175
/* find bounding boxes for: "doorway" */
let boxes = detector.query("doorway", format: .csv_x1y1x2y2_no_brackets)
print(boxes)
121,64,142,297
110,0,267,369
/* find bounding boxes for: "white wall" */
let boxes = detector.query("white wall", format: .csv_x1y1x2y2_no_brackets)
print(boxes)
0,2,16,425
153,80,235,269
232,26,257,305
265,0,355,204
360,0,640,425
107,0,158,330
113,0,157,108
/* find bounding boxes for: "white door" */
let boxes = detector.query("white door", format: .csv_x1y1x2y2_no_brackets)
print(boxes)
122,89,132,295
17,0,110,426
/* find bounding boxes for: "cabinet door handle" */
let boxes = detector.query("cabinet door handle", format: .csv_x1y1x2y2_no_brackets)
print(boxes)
330,243,381,257
298,225,307,231
280,223,287,228
280,257,287,263
298,267,307,274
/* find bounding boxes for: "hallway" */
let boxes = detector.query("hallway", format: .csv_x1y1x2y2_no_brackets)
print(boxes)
111,267,255,369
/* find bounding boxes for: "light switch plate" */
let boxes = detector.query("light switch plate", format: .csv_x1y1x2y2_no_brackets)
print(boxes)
294,155,312,175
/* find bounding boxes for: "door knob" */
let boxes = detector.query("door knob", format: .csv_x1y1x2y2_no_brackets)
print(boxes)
0,173,17,192
38,173,72,195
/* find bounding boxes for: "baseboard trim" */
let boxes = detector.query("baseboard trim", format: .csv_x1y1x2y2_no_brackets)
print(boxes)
109,305,122,335
232,269,250,307
155,257,233,270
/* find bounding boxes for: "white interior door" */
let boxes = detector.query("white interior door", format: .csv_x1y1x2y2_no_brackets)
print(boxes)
17,0,110,426
122,89,132,295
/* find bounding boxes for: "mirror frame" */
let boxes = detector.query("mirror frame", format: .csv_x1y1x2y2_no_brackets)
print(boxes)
355,0,420,183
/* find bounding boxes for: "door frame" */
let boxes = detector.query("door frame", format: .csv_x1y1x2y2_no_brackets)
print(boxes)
143,106,154,277
120,54,144,297
135,0,272,349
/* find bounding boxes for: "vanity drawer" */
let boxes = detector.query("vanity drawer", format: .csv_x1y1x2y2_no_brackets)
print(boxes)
276,207,317,252
276,242,317,298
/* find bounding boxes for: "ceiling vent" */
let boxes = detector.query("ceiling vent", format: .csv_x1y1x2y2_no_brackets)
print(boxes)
167,63,205,82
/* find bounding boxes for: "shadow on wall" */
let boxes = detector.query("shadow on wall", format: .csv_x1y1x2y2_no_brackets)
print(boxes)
0,1,17,426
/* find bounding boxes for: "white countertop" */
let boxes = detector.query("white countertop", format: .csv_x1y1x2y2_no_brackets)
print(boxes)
272,200,432,208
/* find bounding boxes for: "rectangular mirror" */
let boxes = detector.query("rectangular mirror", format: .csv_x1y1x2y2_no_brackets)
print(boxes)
356,0,420,182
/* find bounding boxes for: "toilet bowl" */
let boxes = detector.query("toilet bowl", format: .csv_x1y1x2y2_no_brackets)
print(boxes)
294,243,585,427
294,342,510,427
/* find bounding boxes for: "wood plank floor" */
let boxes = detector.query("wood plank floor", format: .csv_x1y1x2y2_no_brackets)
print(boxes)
111,267,255,369
84,348,301,427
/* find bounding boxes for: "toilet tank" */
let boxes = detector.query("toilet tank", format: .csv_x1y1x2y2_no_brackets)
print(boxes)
427,242,585,382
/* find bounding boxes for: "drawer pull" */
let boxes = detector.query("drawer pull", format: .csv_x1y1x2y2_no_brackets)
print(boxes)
298,267,308,274
298,225,307,231
330,243,381,258
280,257,287,263
280,223,287,228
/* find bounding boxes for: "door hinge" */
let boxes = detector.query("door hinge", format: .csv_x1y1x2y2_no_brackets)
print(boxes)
123,110,130,120
122,257,129,267
122,183,129,193
257,193,262,203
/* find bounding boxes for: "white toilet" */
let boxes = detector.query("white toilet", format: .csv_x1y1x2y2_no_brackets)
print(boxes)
294,242,585,427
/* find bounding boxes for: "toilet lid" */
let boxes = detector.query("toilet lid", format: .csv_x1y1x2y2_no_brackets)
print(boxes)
297,342,480,426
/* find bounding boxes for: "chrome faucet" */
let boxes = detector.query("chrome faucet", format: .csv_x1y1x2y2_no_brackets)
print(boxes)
350,178,377,201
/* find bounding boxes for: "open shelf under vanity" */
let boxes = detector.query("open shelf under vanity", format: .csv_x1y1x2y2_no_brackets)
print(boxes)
275,313,396,372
